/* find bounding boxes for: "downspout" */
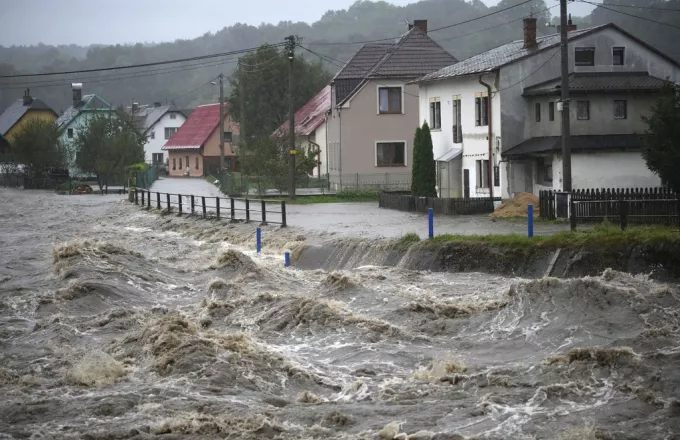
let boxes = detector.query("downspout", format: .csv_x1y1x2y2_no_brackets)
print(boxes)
479,75,494,200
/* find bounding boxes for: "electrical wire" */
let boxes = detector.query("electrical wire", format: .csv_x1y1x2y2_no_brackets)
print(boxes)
578,0,680,29
584,1,680,12
0,43,285,79
167,79,215,103
494,48,560,94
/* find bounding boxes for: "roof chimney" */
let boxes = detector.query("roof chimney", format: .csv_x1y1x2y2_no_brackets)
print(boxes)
132,102,139,113
523,17,537,49
72,83,83,106
22,89,33,106
413,19,428,33
154,102,162,108
557,14,577,32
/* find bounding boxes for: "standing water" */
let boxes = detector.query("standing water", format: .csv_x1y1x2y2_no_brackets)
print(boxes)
0,189,678,439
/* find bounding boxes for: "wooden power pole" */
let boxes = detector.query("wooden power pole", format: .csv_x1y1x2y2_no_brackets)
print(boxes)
218,73,225,174
285,35,296,200
559,0,572,192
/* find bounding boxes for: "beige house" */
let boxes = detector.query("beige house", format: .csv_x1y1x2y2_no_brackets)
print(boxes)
326,20,457,190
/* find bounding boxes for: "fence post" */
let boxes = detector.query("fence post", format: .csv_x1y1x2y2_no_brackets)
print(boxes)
230,198,235,221
191,195,195,215
216,197,220,219
261,199,267,224
134,188,139,204
285,251,291,267
141,190,145,206
620,199,628,231
570,198,576,231
428,207,434,238
178,195,183,214
146,190,150,209
245,199,250,222
281,201,287,227
256,227,261,253
528,204,534,238
157,192,161,210
202,196,206,218
166,193,171,212
356,173,359,188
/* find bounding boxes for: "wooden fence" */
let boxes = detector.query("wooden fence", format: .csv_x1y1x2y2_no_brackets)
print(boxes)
539,187,679,227
132,188,287,226
379,191,500,215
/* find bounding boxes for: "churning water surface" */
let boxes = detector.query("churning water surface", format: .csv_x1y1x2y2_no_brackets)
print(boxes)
0,189,679,440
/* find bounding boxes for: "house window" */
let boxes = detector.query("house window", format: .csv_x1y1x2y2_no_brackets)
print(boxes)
376,142,406,167
195,156,199,170
172,158,176,170
538,157,553,182
67,128,73,139
614,100,627,119
164,127,177,139
429,98,441,129
179,158,183,170
549,101,555,121
150,131,155,140
152,153,163,164
475,96,489,126
577,101,590,120
452,97,462,143
185,156,189,169
224,131,233,142
535,102,541,122
170,113,176,119
575,47,595,66
378,87,402,114
476,159,489,188
613,47,625,66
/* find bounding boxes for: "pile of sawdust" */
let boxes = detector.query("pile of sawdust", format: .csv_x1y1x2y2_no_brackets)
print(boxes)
491,192,539,218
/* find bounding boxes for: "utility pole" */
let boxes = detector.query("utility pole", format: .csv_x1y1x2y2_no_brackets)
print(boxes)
218,73,225,174
285,35,296,200
560,0,572,192
239,58,246,148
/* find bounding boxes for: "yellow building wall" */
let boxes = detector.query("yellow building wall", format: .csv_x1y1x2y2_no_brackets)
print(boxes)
168,150,204,177
5,110,58,143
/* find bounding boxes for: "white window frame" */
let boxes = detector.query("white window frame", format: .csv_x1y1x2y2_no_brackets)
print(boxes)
429,97,441,130
374,140,408,167
376,84,405,115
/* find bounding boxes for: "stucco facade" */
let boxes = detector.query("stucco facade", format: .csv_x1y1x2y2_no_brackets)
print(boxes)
144,111,186,166
5,109,57,143
167,151,204,177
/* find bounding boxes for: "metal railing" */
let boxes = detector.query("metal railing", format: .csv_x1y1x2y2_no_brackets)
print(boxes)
131,188,287,226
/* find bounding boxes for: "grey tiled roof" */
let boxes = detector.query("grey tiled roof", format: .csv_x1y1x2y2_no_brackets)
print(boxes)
333,27,457,104
522,71,668,96
133,105,185,133
0,97,56,135
56,94,113,129
417,24,609,82
503,134,642,157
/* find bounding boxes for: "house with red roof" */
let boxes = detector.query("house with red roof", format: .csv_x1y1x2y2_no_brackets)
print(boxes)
274,86,330,177
162,103,239,177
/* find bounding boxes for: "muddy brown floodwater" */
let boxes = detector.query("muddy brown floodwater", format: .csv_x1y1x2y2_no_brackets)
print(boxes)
1,188,679,440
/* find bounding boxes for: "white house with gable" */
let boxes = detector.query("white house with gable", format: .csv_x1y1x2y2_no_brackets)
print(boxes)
131,103,187,170
414,19,680,199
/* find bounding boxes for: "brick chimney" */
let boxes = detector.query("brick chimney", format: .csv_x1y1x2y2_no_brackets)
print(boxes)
523,17,537,49
557,14,577,33
22,89,33,106
154,102,162,108
72,83,83,105
413,19,427,33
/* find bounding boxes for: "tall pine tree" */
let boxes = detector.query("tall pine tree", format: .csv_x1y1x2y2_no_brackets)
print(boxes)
411,122,436,197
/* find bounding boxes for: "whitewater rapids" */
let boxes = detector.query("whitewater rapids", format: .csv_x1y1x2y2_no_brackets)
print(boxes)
0,189,679,440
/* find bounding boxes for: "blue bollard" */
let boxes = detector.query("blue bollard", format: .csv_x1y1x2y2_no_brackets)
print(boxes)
528,204,534,238
256,227,261,253
284,251,291,267
428,207,434,239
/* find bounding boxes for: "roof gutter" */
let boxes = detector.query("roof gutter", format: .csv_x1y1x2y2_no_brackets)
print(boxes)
479,75,494,200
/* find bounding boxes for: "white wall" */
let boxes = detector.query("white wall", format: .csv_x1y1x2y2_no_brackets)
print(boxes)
145,112,186,164
418,73,504,198
568,150,661,189
296,121,327,178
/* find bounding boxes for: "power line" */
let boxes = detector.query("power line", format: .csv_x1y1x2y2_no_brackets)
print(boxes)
167,79,215,103
579,0,680,29
0,43,284,79
495,48,560,93
586,1,680,12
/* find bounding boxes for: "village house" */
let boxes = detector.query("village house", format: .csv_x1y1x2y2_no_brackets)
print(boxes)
326,20,457,190
414,19,680,199
0,89,58,148
129,102,187,171
273,85,330,178
162,103,239,177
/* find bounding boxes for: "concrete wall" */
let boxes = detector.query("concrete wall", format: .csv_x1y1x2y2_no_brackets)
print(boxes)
527,93,657,138
145,111,186,165
168,150,203,177
295,120,327,177
327,79,418,187
500,26,680,155
418,73,503,198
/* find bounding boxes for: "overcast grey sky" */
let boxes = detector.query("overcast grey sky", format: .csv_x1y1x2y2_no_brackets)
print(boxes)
0,0,595,47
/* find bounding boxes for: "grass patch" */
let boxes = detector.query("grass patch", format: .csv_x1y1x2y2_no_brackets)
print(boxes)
430,223,680,249
396,233,421,249
290,189,380,204
491,215,568,224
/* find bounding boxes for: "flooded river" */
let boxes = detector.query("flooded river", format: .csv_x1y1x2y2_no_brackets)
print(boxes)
1,189,679,439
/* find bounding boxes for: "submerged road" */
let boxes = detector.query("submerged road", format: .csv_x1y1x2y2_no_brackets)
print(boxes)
151,177,571,238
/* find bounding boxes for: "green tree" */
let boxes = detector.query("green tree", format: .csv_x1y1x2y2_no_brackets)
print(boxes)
2,118,67,177
74,110,145,191
641,82,680,192
411,122,437,197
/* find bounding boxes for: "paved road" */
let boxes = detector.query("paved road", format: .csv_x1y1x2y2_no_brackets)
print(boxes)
150,177,570,238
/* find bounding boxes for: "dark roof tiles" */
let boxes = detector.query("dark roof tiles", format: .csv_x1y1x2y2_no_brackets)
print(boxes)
274,86,330,137
523,71,668,95
503,134,642,156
